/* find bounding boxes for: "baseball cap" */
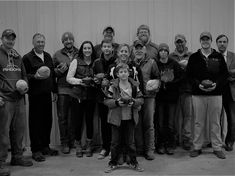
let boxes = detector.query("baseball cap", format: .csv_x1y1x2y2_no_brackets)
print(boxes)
103,26,115,35
158,43,170,53
2,29,16,39
200,31,212,40
61,32,74,43
133,40,144,48
175,34,186,42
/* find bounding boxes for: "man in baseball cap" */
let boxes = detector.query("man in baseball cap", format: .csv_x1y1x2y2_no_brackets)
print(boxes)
133,40,144,48
200,31,212,40
1,29,16,39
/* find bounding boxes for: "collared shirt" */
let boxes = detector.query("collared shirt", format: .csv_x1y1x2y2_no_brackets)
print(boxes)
34,49,44,62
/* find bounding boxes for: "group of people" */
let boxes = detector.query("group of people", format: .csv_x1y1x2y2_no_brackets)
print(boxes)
0,24,234,175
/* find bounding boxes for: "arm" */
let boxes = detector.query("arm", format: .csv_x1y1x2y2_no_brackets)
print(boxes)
66,59,83,85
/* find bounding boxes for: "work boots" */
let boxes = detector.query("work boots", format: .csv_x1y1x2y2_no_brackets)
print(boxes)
86,139,93,157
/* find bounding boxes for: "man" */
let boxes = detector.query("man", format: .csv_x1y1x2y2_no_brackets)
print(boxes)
187,32,228,159
169,34,192,150
23,33,58,162
53,32,79,154
93,39,116,159
94,26,119,59
132,24,158,61
133,40,160,160
0,29,33,176
216,34,235,151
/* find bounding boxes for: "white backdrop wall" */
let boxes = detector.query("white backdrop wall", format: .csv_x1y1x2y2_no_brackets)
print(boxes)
0,0,234,146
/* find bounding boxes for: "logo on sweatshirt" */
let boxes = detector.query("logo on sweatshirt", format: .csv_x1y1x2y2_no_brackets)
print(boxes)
2,55,21,72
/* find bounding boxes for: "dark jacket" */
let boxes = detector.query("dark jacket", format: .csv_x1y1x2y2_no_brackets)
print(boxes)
0,46,27,101
186,49,228,96
22,49,56,95
71,57,96,101
92,53,116,102
156,57,184,103
169,48,192,93
104,78,144,126
53,46,79,95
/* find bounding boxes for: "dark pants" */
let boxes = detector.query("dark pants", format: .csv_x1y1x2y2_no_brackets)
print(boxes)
223,90,235,144
110,120,137,166
98,102,111,152
28,93,52,153
74,99,96,141
155,102,176,148
0,98,26,162
57,94,77,146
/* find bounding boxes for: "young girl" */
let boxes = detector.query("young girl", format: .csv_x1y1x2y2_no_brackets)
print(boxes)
104,63,144,173
66,41,97,157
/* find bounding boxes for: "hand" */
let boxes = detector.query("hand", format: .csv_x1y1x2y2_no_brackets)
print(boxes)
116,98,125,107
0,97,4,106
127,100,134,107
57,63,68,74
76,79,86,86
199,83,216,92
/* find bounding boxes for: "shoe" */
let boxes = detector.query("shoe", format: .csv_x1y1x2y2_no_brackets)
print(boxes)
156,147,165,154
225,143,233,152
32,152,45,162
75,140,83,158
104,164,118,173
42,147,58,156
0,163,10,176
10,157,33,167
213,151,226,159
165,147,174,155
98,149,108,160
129,163,144,172
144,151,155,160
190,150,202,157
61,144,70,154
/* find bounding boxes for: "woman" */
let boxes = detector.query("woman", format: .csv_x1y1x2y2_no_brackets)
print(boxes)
66,41,97,157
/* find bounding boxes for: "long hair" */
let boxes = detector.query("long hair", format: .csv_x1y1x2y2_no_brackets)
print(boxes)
115,43,131,65
78,40,96,61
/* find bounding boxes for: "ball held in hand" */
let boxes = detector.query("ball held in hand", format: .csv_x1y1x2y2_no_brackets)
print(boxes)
37,66,51,79
16,79,28,94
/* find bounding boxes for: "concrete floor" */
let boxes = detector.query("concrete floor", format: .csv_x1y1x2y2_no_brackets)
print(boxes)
7,147,235,176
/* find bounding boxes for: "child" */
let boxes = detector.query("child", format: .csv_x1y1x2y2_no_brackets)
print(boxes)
104,63,144,173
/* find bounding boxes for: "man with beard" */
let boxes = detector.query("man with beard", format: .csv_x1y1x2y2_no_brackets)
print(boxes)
0,29,33,176
132,40,160,160
131,25,158,61
53,32,79,154
169,34,192,150
216,34,235,152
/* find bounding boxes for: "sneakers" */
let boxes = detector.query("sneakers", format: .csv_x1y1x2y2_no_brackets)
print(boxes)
144,150,155,160
190,150,202,157
32,152,45,162
98,149,109,160
104,164,118,173
0,163,10,176
42,147,58,156
10,157,33,167
213,151,226,159
129,163,144,172
156,147,165,154
61,144,70,154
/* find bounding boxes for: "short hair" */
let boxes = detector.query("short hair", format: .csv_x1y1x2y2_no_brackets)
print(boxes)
32,33,45,42
216,34,229,43
115,63,129,73
137,24,150,35
101,39,113,47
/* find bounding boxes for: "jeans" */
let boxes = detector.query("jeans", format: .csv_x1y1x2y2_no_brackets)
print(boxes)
155,102,176,148
0,98,26,162
110,120,137,165
98,102,111,152
57,94,76,146
74,99,96,141
135,97,155,153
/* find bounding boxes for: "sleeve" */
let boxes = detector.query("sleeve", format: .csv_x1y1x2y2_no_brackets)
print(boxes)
53,53,63,77
22,55,36,80
66,59,81,85
216,55,229,89
151,60,160,80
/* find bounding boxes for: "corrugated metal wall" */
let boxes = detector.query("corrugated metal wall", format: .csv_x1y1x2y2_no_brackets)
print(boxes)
0,0,234,147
